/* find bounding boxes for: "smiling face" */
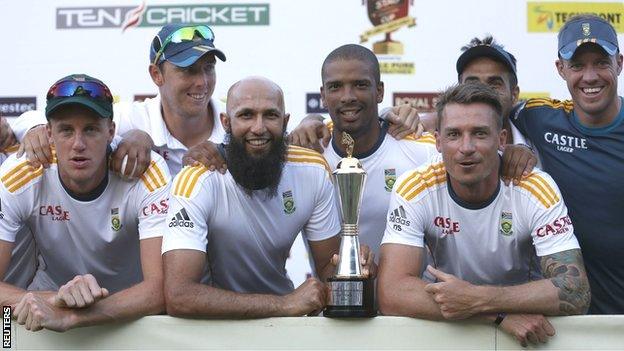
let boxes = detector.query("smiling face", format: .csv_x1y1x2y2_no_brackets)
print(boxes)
151,54,217,119
436,102,506,198
321,58,384,140
222,77,289,158
47,105,114,194
556,44,623,127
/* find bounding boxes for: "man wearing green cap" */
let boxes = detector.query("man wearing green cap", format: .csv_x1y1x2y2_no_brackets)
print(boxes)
0,74,171,332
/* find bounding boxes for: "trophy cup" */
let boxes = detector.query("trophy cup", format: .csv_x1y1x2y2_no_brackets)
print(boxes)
324,132,376,318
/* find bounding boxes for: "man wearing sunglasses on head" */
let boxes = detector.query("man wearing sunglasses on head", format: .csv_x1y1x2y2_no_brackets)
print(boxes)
0,74,171,332
9,23,227,178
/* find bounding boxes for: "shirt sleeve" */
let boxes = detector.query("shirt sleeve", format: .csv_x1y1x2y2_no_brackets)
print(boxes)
135,153,172,240
381,178,427,248
113,101,134,136
0,163,32,243
510,101,529,136
161,167,211,254
9,110,47,142
526,173,580,256
302,169,341,242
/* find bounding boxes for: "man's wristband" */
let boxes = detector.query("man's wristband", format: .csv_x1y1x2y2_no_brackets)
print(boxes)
494,312,507,326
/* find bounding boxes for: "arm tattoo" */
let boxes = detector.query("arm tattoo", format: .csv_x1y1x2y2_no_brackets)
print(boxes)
540,249,590,315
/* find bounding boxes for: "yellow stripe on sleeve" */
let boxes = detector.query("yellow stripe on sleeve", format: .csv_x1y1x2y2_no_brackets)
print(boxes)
174,165,208,197
184,167,208,198
518,183,552,208
1,160,30,184
286,155,332,175
174,166,194,196
7,168,43,193
525,174,559,205
396,162,446,200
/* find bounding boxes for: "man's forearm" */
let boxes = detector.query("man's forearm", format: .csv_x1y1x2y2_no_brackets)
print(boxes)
70,278,164,328
0,283,55,307
166,281,288,319
474,280,561,315
379,276,445,320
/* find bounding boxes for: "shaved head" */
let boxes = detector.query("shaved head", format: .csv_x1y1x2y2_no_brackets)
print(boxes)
226,76,285,116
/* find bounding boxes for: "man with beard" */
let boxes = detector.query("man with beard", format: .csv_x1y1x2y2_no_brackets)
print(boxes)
162,76,374,318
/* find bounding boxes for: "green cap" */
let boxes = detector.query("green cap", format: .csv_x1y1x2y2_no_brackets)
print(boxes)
45,74,114,120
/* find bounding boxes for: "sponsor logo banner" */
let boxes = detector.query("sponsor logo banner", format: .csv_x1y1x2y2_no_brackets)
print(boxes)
0,97,36,117
305,93,327,114
527,2,624,32
56,3,270,30
392,92,438,113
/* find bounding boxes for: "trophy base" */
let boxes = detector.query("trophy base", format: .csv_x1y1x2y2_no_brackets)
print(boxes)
324,277,376,318
373,41,404,55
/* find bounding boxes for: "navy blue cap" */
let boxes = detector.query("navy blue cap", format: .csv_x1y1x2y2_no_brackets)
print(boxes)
150,24,226,67
456,43,517,82
558,17,619,60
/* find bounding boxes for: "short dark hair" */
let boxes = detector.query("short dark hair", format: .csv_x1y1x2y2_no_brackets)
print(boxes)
459,35,518,88
436,83,503,131
321,44,380,84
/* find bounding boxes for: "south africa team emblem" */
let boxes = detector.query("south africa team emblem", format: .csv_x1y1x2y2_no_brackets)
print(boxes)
582,23,590,36
384,168,397,192
111,208,122,232
282,190,296,214
500,211,513,236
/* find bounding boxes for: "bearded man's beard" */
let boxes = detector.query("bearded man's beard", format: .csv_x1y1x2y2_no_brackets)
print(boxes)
225,132,287,198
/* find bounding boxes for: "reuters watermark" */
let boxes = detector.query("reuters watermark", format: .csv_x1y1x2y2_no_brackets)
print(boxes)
2,306,10,349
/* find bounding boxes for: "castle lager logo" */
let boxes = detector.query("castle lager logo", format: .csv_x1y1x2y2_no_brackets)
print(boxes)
56,2,270,31
527,2,623,32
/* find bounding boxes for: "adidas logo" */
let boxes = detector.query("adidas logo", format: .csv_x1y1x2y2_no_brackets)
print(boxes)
389,205,410,226
168,208,194,228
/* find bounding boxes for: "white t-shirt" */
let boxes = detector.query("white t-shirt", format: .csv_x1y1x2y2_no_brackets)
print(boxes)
323,121,438,260
382,158,580,285
162,145,341,295
0,145,37,288
114,96,226,175
0,151,171,293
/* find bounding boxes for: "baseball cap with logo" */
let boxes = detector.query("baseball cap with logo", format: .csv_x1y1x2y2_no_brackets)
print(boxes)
558,17,619,60
45,74,114,120
150,24,226,67
456,42,517,83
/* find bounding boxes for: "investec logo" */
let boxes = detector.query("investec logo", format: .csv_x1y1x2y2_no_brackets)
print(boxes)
56,3,270,30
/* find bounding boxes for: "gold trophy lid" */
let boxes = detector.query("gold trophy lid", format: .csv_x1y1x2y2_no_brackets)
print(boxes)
334,132,365,174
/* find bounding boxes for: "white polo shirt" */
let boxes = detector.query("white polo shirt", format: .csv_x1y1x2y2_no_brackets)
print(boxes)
114,96,226,175
382,158,580,285
162,145,341,295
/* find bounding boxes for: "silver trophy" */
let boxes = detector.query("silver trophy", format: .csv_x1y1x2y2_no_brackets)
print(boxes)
324,132,376,318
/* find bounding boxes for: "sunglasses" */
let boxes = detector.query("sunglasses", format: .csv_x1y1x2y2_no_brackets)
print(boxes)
152,25,216,65
47,80,113,103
